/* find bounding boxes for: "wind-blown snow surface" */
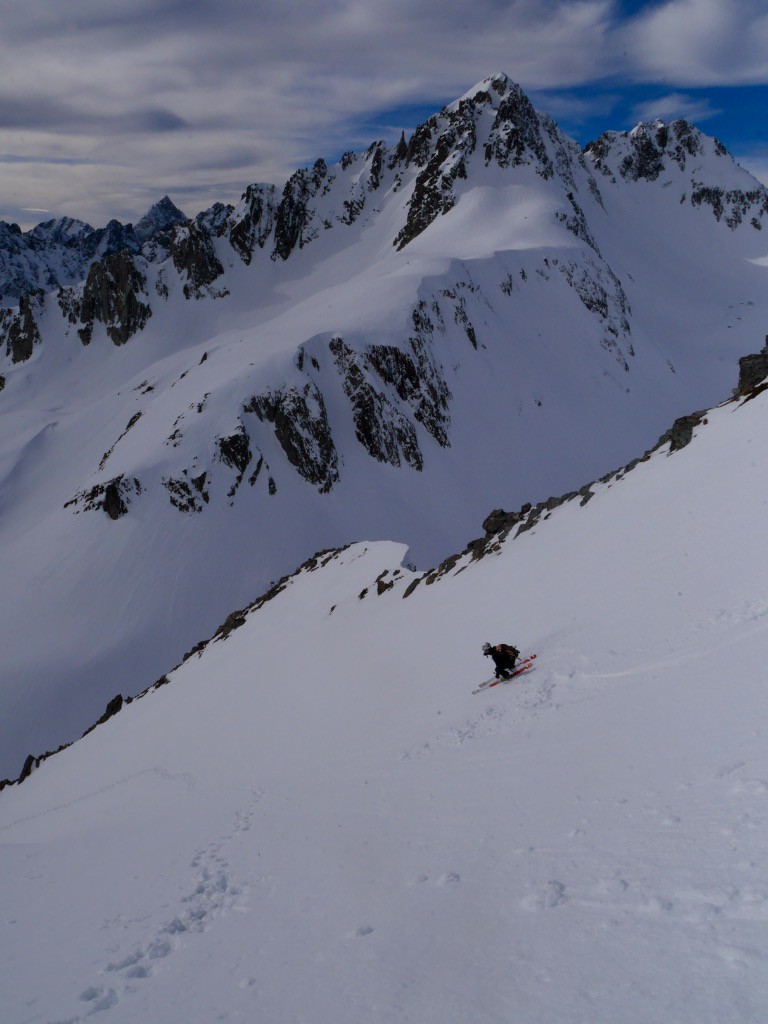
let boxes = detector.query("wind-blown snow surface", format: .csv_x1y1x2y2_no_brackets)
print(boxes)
2,385,768,1023
2,73,768,777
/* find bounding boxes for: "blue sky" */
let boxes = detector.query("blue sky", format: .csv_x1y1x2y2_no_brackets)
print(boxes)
0,0,766,228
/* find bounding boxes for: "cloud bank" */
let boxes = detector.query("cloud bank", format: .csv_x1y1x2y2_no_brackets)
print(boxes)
0,0,766,228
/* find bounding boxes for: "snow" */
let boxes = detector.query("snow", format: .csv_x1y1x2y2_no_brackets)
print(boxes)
1,83,768,1019
2,382,768,1022
2,129,767,776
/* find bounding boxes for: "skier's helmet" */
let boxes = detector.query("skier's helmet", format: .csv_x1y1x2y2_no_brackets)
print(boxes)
482,642,492,653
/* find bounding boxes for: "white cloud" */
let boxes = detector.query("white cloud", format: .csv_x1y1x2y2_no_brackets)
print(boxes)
631,92,720,125
0,0,765,228
622,0,768,86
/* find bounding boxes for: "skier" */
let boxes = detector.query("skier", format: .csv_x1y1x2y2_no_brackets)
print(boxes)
482,641,520,680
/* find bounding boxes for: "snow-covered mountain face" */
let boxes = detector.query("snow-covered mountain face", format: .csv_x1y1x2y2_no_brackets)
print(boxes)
2,354,768,1024
1,72,768,777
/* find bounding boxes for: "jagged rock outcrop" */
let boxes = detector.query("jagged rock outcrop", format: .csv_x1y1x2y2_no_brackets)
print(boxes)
272,160,331,261
586,120,707,183
163,473,209,513
76,251,152,345
585,120,768,230
394,99,476,250
484,77,552,174
0,199,189,308
736,338,768,396
80,218,140,263
0,288,44,362
196,202,234,237
170,221,226,298
395,74,557,251
330,337,424,469
64,475,142,518
368,331,451,446
690,184,768,229
655,411,708,452
246,382,339,492
134,195,187,242
229,184,277,263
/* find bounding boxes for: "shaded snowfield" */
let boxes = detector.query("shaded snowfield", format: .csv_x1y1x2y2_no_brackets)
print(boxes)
2,382,767,1023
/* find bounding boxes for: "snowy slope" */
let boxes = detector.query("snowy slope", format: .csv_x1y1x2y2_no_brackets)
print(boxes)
2,367,768,1023
2,74,768,776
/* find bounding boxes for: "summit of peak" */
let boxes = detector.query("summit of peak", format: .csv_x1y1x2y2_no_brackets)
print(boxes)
135,195,187,241
449,72,526,110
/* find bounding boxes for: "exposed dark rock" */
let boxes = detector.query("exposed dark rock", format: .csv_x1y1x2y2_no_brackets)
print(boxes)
170,221,226,298
191,471,209,502
19,753,37,783
0,374,5,391
484,84,552,176
99,410,142,469
215,425,252,500
196,202,234,237
555,257,632,367
367,142,384,191
330,337,423,469
371,338,451,446
390,131,408,167
65,475,142,518
163,476,203,513
134,195,187,242
394,102,475,250
690,184,768,228
81,694,124,738
103,481,127,520
228,183,277,263
482,504,531,536
79,218,140,263
272,160,329,261
0,288,44,362
218,426,251,476
586,120,705,183
375,571,394,595
246,382,339,491
78,251,152,345
736,338,768,396
656,411,707,452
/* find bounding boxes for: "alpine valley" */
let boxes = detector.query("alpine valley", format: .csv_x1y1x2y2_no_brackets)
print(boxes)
2,72,768,1023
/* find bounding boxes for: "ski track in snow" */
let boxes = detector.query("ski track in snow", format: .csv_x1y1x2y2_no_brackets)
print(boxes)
52,791,264,1023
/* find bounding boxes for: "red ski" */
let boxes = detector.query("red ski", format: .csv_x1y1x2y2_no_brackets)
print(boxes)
472,654,536,694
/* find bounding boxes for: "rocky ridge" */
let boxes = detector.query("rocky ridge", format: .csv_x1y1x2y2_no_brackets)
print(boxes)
585,120,768,229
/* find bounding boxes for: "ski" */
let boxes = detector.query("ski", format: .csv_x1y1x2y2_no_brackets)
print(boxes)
472,654,536,694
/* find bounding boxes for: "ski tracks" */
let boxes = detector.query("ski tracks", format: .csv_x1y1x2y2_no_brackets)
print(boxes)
52,789,265,1024
402,665,560,761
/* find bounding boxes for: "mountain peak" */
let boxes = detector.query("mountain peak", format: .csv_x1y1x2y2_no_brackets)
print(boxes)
134,195,187,241
450,71,526,111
